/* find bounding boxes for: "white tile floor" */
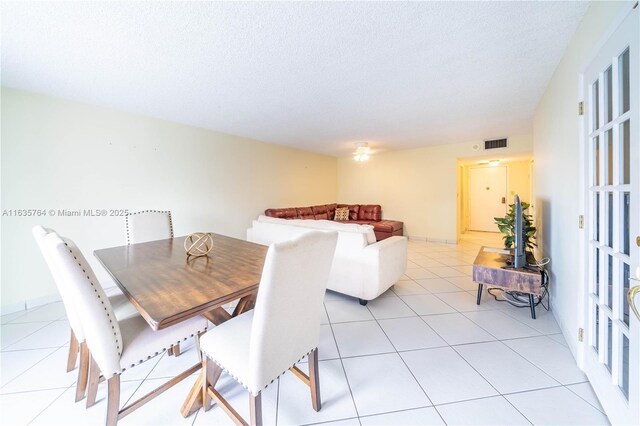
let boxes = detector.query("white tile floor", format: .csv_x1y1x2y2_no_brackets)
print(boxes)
0,232,610,425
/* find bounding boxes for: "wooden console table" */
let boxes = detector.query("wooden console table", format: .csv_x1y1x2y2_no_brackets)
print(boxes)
472,246,542,319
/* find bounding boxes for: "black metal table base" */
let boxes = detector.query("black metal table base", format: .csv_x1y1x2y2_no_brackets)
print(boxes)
476,283,536,319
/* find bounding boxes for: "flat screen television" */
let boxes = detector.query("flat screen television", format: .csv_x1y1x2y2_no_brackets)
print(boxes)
513,194,527,268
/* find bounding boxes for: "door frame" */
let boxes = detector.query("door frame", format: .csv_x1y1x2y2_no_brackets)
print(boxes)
578,3,639,423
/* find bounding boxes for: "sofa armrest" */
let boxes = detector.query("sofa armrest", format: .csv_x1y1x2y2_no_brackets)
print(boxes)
360,236,408,299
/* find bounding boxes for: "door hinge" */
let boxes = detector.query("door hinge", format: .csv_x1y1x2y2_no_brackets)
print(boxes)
578,215,584,229
578,328,584,342
578,101,584,116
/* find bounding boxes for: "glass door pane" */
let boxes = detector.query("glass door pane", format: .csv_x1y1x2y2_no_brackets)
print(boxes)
619,48,629,114
594,136,601,185
604,66,613,123
592,80,600,132
621,120,630,184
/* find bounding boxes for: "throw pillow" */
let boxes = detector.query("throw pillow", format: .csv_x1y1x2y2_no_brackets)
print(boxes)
334,207,350,221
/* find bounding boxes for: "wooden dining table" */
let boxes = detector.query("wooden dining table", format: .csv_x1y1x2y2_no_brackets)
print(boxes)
94,233,268,417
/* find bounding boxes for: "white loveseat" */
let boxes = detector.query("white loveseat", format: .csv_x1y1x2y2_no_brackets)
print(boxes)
247,215,407,304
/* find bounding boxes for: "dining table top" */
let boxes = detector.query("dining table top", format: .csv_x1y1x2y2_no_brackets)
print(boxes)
94,234,268,331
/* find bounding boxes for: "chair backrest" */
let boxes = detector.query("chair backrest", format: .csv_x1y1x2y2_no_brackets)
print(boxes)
32,225,85,341
45,232,123,378
125,210,173,244
249,231,338,392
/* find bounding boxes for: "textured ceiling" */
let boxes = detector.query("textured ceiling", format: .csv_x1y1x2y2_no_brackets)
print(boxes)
1,1,589,156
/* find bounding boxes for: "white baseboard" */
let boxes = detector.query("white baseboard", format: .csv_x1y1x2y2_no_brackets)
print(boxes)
425,236,458,245
1,281,123,316
0,294,61,316
2,292,63,315
406,235,458,244
25,293,62,310
0,301,27,316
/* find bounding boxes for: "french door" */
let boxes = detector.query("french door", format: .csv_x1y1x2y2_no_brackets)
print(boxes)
584,6,639,424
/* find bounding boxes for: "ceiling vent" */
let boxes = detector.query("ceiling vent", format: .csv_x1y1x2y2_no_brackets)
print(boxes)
484,138,508,150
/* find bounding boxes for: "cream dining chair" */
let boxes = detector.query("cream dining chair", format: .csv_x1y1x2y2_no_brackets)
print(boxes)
125,210,173,244
198,231,338,426
44,231,208,425
124,210,184,355
32,225,137,402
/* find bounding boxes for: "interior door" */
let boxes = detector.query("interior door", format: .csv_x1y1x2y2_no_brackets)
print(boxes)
468,166,507,232
583,6,639,424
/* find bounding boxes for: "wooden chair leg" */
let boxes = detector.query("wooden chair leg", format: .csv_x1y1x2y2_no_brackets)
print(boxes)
195,333,203,362
67,329,79,372
202,357,222,412
249,392,262,426
106,375,120,426
86,354,101,407
309,348,321,412
75,342,90,402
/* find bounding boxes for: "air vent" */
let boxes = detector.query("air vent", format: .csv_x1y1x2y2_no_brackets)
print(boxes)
484,138,508,150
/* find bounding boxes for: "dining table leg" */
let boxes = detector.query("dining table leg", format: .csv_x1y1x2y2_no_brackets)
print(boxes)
180,291,258,418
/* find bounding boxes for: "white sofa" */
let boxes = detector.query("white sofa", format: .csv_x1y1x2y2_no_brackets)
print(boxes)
247,215,407,304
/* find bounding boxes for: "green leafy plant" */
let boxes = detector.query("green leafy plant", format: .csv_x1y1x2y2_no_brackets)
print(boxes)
494,202,537,251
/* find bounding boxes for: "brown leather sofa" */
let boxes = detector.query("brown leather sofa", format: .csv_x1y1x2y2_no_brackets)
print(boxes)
264,204,403,241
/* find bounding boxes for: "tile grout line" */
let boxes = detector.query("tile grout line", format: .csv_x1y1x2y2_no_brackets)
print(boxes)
498,395,536,426
564,383,607,414
121,351,169,408
322,301,363,426
300,415,360,426
26,382,76,425
416,243,541,425
460,309,541,341
274,375,280,425
0,344,63,390
364,301,441,422
1,320,59,351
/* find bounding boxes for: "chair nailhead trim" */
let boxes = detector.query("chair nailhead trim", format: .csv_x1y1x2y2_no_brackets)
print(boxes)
110,326,208,377
201,347,315,396
65,243,122,355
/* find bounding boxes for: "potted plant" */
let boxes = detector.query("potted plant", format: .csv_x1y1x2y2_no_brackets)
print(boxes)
494,202,537,252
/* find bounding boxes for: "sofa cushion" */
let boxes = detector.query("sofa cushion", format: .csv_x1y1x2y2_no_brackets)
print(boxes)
358,205,382,221
372,220,404,233
334,207,350,221
265,207,297,219
349,220,403,233
337,204,360,221
296,207,315,219
326,203,337,219
311,204,334,220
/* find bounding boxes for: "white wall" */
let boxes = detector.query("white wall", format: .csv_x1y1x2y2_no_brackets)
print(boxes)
1,88,337,311
533,1,630,356
337,135,532,242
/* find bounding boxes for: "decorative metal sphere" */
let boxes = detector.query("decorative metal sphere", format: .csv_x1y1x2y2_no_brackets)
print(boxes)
184,232,213,257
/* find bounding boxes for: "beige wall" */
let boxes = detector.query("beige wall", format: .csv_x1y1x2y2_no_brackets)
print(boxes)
507,160,532,204
1,88,337,310
533,1,630,356
337,135,533,242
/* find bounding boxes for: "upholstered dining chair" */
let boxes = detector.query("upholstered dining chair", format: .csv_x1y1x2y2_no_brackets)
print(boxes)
32,226,137,403
124,210,184,355
44,231,208,425
198,231,338,426
125,210,173,245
